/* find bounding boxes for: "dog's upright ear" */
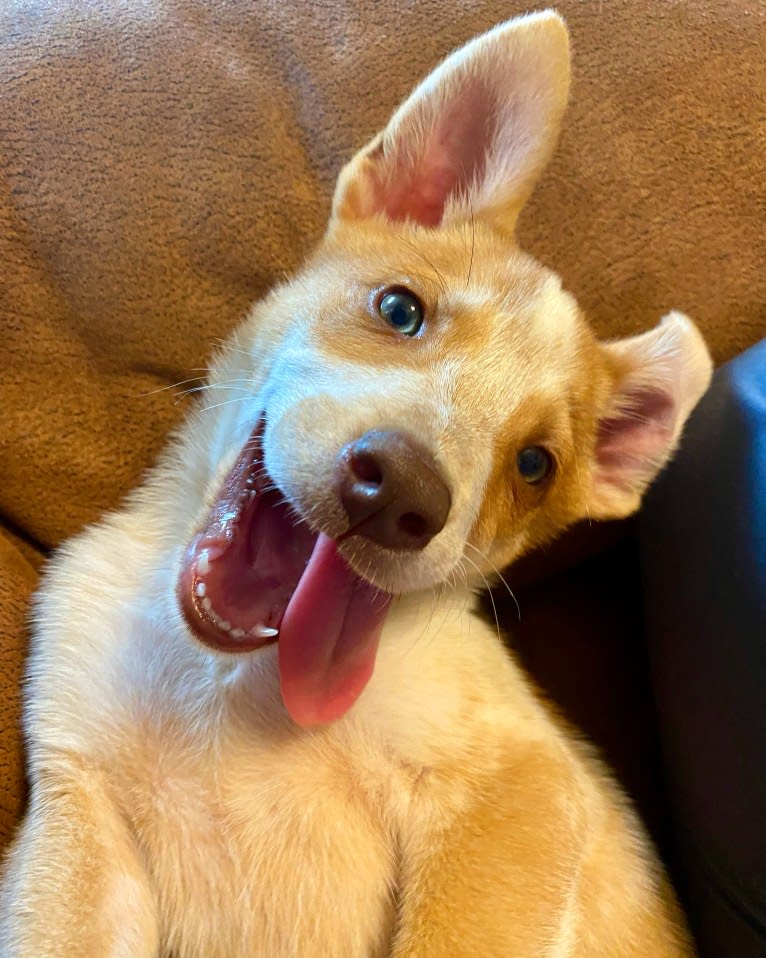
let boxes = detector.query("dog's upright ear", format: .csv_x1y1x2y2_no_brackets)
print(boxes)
330,11,570,235
588,312,713,520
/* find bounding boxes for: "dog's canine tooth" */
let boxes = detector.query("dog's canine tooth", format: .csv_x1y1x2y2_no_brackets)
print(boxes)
252,625,278,639
197,548,210,576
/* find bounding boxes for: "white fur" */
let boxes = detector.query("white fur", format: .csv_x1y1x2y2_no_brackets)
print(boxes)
19,485,557,956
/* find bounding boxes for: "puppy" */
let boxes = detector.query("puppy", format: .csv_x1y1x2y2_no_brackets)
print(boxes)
0,11,711,957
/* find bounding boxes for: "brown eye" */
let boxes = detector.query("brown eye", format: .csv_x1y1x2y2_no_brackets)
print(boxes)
376,286,424,336
517,446,553,484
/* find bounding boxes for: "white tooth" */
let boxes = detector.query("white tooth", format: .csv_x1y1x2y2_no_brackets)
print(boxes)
256,626,279,639
197,549,210,576
230,628,245,639
202,597,212,612
195,581,206,598
220,620,231,632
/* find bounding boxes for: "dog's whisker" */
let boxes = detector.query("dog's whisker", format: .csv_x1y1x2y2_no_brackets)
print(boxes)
464,542,522,623
199,396,251,414
149,376,259,406
460,553,502,644
140,376,207,397
185,383,253,398
464,208,476,290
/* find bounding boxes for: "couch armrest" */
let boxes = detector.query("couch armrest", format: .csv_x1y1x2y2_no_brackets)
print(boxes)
641,339,766,958
0,529,39,847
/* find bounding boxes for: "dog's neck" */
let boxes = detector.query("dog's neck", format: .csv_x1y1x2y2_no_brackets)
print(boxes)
197,582,524,757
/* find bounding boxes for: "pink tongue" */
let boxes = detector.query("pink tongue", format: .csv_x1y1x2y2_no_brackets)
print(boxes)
279,534,391,726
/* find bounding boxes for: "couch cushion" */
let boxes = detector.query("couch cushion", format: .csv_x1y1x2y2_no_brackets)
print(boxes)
1,0,765,549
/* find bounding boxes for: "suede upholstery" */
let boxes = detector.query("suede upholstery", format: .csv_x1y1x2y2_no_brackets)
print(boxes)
1,0,765,938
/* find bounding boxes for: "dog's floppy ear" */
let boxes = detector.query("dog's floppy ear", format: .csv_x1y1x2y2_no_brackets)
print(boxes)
330,11,570,234
588,313,713,519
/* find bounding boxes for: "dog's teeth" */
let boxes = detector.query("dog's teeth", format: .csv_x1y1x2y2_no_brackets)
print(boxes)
257,626,279,639
197,549,210,576
230,628,245,639
202,597,212,612
194,581,206,598
220,620,231,632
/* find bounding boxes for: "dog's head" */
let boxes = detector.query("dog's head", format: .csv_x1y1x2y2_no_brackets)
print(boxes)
177,11,712,725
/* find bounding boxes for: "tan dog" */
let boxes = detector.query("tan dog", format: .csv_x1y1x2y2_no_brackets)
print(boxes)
0,11,711,957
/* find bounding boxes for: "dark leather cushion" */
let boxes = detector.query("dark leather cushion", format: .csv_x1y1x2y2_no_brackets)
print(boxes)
641,338,766,958
495,531,672,848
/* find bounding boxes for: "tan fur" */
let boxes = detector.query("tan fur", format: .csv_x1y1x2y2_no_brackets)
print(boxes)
0,11,710,957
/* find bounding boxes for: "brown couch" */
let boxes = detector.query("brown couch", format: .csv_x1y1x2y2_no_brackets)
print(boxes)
2,0,765,950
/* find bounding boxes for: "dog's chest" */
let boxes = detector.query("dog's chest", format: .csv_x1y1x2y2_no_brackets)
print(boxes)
77,582,512,957
119,676,407,958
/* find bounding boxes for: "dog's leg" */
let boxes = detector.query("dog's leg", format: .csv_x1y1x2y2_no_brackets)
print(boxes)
391,745,690,958
390,746,585,958
0,764,159,958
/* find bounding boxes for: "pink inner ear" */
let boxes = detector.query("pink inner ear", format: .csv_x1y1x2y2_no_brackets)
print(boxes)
371,84,494,227
595,387,677,491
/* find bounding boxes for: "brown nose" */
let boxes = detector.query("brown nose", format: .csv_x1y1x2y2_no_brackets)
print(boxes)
336,430,451,551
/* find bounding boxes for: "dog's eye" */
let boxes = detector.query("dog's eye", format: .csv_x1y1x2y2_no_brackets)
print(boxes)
377,287,424,337
516,446,553,484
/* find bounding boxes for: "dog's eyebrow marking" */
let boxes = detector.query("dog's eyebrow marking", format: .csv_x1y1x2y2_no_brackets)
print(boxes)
446,285,505,314
526,275,581,346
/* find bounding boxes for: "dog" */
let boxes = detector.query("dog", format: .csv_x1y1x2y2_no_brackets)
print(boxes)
0,10,711,956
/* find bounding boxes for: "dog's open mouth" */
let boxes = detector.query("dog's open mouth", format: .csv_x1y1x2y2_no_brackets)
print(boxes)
177,425,392,726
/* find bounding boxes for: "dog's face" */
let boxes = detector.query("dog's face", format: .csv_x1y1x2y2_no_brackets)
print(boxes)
178,12,712,725
258,226,605,593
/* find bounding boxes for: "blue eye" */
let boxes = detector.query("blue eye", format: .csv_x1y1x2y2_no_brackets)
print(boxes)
377,287,424,337
517,446,553,484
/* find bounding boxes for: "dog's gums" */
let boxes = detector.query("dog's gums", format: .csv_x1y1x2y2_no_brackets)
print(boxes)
177,425,392,725
177,428,311,650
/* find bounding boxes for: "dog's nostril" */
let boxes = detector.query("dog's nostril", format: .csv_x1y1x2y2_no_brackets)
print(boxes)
349,451,384,486
398,512,428,540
